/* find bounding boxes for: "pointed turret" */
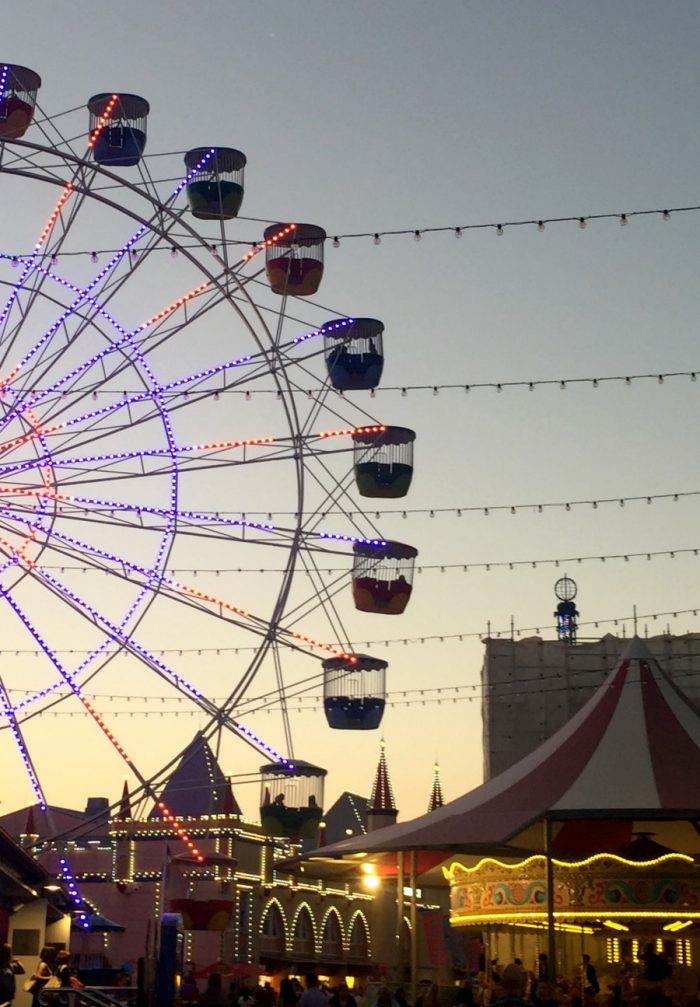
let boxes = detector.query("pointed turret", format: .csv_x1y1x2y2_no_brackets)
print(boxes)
222,780,241,817
20,805,39,850
367,740,398,832
117,781,132,820
150,735,242,818
427,762,444,813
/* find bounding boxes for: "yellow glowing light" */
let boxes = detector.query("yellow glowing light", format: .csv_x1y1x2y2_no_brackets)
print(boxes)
450,910,700,927
363,875,380,891
664,920,693,932
443,850,694,880
346,977,356,990
603,920,629,931
361,863,376,875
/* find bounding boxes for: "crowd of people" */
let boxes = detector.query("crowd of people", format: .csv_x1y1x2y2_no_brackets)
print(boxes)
474,945,695,1007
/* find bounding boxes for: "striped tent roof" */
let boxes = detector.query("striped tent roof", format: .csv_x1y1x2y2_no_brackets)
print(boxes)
305,637,700,863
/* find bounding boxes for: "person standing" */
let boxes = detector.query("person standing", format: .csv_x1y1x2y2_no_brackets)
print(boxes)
29,946,57,1007
0,945,16,1007
582,955,599,1003
300,975,327,1007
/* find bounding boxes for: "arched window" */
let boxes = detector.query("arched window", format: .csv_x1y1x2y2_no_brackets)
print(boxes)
321,910,343,959
348,914,369,960
260,902,286,955
292,905,315,957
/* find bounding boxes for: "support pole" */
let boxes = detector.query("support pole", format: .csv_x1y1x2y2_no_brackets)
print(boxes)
397,851,405,982
410,850,418,1007
544,817,556,975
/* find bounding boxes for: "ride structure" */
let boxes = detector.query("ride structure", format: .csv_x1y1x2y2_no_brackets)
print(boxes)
0,62,418,852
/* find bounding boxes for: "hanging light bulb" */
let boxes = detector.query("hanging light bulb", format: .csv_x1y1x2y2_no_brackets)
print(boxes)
332,236,340,248
454,227,462,238
496,224,504,236
579,217,587,229
11,257,19,268
170,246,178,258
537,221,545,232
51,254,58,265
91,251,98,263
373,233,381,245
414,230,422,241
210,244,217,255
620,214,628,226
662,210,670,221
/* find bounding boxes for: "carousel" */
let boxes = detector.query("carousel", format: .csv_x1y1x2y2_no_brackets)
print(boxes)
289,637,700,1004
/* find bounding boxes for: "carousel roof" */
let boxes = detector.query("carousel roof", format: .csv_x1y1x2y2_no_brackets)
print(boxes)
298,636,700,867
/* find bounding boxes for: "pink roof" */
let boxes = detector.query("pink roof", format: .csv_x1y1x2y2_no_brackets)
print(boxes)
310,637,700,861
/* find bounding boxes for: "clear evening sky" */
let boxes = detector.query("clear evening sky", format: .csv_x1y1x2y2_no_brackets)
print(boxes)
1,1,699,825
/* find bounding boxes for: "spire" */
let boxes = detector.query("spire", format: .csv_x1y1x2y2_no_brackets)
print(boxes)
367,741,398,831
117,781,132,820
222,780,241,816
20,806,39,850
427,762,444,813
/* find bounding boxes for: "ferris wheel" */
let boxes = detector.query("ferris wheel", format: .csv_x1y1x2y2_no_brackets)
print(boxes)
0,65,419,844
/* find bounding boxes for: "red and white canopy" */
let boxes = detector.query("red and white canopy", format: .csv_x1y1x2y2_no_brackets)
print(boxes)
306,637,700,865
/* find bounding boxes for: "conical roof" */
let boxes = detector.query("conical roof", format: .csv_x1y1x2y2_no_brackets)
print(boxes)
369,741,397,814
427,763,444,813
306,637,700,859
150,736,241,819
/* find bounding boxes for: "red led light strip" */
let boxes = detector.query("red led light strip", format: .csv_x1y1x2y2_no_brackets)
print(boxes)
241,224,297,263
87,94,119,150
158,802,205,860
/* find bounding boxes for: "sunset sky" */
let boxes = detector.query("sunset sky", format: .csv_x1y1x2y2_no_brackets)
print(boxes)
1,1,700,829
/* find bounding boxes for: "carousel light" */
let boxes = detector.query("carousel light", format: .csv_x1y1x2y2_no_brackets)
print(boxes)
603,920,629,931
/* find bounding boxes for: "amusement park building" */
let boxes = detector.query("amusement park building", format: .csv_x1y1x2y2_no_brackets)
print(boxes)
0,739,452,988
297,637,700,993
481,632,700,779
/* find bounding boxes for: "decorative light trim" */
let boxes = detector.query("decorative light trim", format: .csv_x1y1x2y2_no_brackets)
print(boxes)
444,851,694,879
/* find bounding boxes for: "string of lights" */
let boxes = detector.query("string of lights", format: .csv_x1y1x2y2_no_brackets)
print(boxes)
3,604,699,658
132,487,695,521
16,655,700,717
31,543,700,576
14,367,699,398
7,200,698,260
17,657,699,709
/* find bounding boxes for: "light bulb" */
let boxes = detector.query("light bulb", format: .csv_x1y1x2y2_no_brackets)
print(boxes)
579,217,587,229
620,214,628,226
373,233,381,245
91,251,98,263
496,224,504,236
414,230,422,241
537,221,545,232
454,227,462,238
332,236,340,248
170,247,178,258
662,210,670,221
11,257,18,268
